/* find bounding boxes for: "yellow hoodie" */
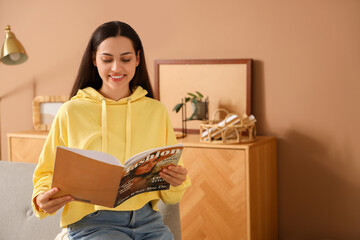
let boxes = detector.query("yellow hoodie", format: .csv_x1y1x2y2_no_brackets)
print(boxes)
32,86,191,228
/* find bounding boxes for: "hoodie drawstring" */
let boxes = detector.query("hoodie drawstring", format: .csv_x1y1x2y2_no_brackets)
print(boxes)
75,87,147,158
101,99,107,153
101,97,132,160
125,98,132,160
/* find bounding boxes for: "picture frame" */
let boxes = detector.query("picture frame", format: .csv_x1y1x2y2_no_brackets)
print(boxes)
154,59,252,134
32,95,68,131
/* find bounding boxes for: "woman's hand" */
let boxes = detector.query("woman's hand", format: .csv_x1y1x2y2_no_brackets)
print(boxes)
160,165,188,187
35,188,73,214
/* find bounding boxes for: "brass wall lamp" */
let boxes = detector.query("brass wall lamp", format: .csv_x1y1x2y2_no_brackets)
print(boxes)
0,25,28,158
0,25,28,65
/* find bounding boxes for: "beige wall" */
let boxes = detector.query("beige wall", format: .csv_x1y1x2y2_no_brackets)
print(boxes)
1,0,359,238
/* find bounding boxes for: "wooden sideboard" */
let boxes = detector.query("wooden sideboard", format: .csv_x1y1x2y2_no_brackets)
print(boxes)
178,134,278,240
7,130,47,163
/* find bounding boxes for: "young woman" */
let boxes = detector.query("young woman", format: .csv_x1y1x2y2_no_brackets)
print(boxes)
32,21,191,240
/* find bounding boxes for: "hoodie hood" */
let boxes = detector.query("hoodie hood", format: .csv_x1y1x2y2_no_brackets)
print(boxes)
71,86,148,158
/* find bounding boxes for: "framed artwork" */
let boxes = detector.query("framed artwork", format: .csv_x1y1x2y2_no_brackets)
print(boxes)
154,59,252,133
32,95,68,131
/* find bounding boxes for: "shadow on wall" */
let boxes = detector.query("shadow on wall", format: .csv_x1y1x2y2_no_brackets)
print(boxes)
251,59,267,134
278,130,360,240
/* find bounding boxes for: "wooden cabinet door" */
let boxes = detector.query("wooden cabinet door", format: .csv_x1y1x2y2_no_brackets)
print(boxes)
8,134,46,163
180,147,248,240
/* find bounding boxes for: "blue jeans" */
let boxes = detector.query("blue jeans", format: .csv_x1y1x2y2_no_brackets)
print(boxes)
67,203,174,240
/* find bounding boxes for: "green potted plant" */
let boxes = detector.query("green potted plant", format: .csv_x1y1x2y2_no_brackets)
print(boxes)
173,91,207,120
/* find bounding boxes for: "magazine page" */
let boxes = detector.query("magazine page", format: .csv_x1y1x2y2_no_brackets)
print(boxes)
123,144,184,168
113,144,184,207
58,146,123,166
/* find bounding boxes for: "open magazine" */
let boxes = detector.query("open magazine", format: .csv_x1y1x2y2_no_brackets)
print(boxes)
51,144,184,208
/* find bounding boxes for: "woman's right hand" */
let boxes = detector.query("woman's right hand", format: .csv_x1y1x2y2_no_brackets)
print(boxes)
35,188,73,214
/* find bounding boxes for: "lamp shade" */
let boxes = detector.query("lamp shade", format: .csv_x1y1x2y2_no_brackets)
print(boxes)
0,25,28,65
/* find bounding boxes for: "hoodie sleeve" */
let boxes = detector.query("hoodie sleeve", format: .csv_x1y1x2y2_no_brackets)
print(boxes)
32,106,68,219
159,111,191,204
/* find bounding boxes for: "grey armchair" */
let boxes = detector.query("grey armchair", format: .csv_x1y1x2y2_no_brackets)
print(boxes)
0,161,181,240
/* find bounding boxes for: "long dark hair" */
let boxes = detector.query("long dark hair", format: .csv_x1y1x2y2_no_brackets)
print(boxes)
70,21,154,98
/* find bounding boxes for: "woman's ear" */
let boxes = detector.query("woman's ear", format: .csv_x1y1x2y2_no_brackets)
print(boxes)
136,50,140,67
92,52,97,67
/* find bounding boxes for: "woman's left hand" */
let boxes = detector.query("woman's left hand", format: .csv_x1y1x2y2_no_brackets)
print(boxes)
160,165,188,187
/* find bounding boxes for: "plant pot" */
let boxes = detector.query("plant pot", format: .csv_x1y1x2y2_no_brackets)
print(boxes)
190,101,207,120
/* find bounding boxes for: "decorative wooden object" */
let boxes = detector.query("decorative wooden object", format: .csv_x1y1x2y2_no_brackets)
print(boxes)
155,59,252,134
32,95,68,131
178,135,278,240
7,131,48,163
200,109,256,144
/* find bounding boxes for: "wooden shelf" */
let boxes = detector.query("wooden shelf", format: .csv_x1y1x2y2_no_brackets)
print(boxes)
178,134,276,150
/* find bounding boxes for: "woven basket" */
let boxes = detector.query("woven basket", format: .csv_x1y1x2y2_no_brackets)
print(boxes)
199,109,256,144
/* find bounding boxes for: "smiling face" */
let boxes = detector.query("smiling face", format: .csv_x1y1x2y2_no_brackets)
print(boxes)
93,36,140,101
